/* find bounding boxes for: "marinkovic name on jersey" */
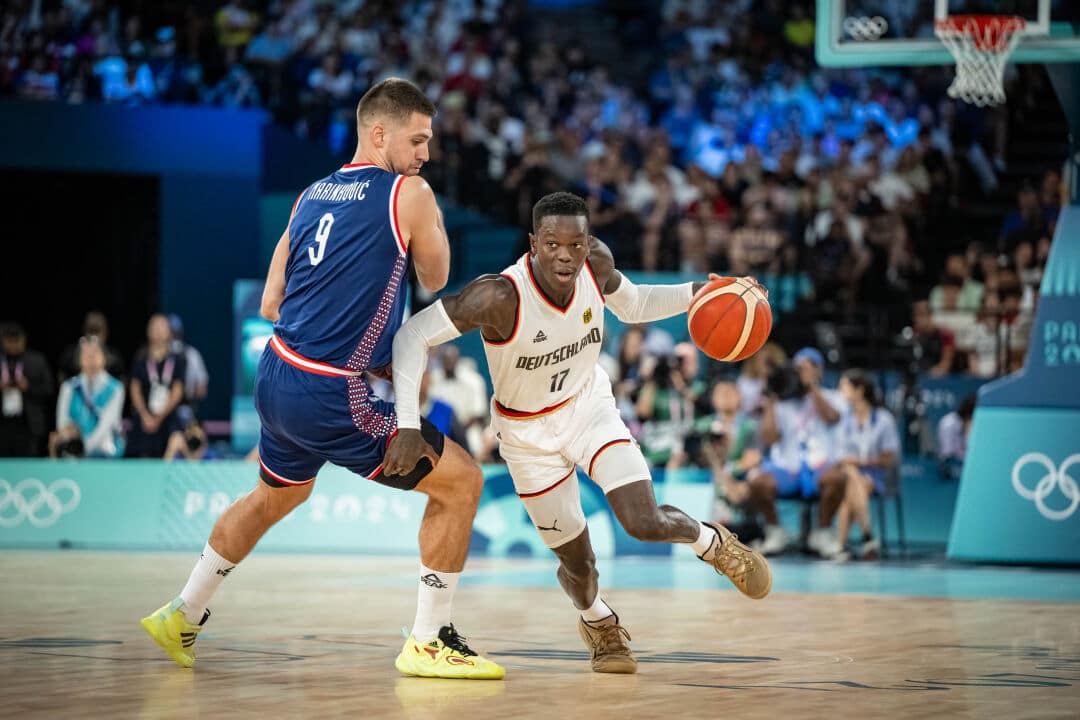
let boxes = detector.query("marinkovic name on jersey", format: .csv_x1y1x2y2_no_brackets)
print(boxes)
515,328,602,371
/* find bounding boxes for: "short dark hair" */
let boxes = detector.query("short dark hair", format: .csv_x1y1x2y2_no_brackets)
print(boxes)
356,78,436,127
940,273,964,289
842,368,882,407
957,394,977,421
532,192,589,232
0,322,25,340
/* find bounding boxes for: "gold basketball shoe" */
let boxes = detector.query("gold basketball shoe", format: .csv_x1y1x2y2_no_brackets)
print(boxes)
701,522,773,599
578,611,637,674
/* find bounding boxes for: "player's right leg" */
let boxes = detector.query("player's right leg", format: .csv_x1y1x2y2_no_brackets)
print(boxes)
552,530,637,674
498,433,636,674
384,435,504,680
141,349,322,668
141,442,318,668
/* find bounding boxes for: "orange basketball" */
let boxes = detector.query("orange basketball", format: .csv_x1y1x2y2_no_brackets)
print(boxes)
687,277,772,362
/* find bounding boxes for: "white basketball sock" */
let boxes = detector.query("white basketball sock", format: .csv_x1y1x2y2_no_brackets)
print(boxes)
178,543,237,624
411,564,460,642
690,521,719,557
580,595,613,622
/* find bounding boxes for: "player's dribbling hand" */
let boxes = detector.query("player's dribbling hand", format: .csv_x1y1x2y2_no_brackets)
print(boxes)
383,428,439,477
708,273,769,300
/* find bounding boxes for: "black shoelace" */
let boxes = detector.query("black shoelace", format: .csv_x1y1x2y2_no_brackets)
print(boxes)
437,624,478,657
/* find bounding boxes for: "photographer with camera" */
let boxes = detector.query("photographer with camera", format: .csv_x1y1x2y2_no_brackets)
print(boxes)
636,343,706,467
49,335,125,459
759,347,848,559
696,383,779,551
164,409,210,462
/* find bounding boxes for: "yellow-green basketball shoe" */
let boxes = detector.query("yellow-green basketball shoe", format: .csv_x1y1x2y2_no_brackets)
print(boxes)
140,597,210,668
395,625,505,680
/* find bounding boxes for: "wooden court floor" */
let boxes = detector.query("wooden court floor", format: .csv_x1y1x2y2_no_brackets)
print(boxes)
1,551,1078,719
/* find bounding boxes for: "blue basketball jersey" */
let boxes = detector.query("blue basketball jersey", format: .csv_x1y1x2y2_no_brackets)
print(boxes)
274,163,409,370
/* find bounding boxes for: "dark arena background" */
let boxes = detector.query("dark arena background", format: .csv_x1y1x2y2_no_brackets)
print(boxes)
1,1,1078,717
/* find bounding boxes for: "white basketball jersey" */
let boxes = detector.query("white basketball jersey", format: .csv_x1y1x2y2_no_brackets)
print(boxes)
483,254,605,417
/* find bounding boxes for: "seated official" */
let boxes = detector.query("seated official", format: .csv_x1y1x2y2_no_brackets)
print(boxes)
50,336,124,458
831,369,900,560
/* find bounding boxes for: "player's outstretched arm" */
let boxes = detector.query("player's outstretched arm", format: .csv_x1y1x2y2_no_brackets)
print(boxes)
384,276,518,476
587,238,766,323
586,237,703,323
398,175,450,293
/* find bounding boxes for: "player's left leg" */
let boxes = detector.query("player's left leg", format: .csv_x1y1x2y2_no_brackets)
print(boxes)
593,441,772,600
369,423,502,680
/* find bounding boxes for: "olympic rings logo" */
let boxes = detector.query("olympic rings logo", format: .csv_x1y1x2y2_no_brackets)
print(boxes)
0,478,81,528
843,15,889,42
1011,453,1080,521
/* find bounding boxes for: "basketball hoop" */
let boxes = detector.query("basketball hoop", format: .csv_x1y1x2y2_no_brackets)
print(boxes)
935,15,1026,107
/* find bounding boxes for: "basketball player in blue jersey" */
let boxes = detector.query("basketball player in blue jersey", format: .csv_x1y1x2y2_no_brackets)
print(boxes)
141,78,504,680
386,192,772,674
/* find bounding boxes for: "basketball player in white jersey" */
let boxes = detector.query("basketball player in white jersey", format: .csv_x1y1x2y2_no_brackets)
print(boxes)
384,192,772,674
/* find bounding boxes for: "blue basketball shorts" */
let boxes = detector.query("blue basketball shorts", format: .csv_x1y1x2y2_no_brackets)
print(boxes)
254,337,444,490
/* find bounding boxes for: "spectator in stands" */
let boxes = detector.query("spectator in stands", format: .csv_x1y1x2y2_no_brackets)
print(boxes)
419,366,469,452
806,186,865,250
938,394,976,480
1000,185,1048,253
0,323,53,457
245,17,295,69
930,253,984,312
204,62,261,109
428,344,488,456
168,314,209,412
17,53,59,100
98,51,155,104
833,369,900,560
735,342,786,417
623,145,697,271
503,132,562,230
57,311,124,384
807,218,868,307
1013,241,1044,312
636,345,704,468
126,314,186,458
697,382,784,553
50,336,124,459
758,347,847,559
968,298,1003,378
911,300,955,377
932,274,964,314
215,0,260,51
675,164,730,273
728,204,785,276
1039,169,1062,229
996,279,1033,373
165,416,209,462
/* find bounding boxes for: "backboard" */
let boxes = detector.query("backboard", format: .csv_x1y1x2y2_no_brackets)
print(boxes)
816,0,1080,66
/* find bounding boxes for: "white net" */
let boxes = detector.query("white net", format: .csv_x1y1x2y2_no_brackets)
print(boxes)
935,16,1026,107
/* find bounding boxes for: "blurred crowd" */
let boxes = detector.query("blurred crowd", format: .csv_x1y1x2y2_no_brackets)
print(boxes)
2,0,1062,357
0,313,210,462
0,1,1068,555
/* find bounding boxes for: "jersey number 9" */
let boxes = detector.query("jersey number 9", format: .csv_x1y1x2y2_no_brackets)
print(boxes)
308,213,334,266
